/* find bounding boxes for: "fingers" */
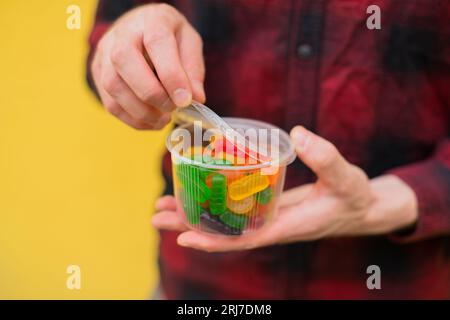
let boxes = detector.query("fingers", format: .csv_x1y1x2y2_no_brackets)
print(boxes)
92,4,206,130
152,210,188,232
155,195,177,211
110,41,175,113
154,195,278,252
93,36,172,130
101,96,153,130
102,58,167,125
176,223,280,252
290,126,355,193
93,62,156,130
143,26,193,108
177,231,258,252
153,196,187,231
177,23,206,102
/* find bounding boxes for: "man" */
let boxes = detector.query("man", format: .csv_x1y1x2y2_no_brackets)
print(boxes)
87,0,450,299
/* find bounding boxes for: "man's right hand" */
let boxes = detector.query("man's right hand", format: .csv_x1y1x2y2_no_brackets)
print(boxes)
91,3,205,129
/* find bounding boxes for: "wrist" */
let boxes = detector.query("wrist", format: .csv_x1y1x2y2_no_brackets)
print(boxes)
359,175,418,235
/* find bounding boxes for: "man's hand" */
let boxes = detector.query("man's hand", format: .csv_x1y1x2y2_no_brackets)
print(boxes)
91,4,205,129
153,126,418,252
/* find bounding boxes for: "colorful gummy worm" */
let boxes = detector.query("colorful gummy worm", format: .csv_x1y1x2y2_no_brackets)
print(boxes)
175,143,277,235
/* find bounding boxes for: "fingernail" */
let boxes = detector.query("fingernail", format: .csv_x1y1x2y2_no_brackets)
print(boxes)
155,200,163,211
292,127,310,152
173,88,192,107
177,236,189,247
193,82,206,103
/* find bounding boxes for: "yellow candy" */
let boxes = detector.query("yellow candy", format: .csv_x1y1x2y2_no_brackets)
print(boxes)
228,173,270,201
226,195,255,215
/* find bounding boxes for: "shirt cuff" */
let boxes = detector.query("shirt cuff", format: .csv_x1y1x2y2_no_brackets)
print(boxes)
387,158,450,243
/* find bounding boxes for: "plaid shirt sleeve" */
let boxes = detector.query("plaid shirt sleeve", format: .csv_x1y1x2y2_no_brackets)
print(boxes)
388,8,450,243
389,139,450,242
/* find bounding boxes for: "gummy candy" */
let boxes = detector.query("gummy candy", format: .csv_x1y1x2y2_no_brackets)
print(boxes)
212,137,271,164
173,138,283,236
180,191,203,224
199,168,213,180
176,163,210,203
219,210,248,229
267,172,280,185
209,173,227,215
226,195,255,215
256,187,272,205
200,212,242,235
212,137,247,158
195,178,211,203
228,173,270,201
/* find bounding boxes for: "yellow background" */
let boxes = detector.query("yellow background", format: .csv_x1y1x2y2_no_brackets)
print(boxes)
0,1,167,299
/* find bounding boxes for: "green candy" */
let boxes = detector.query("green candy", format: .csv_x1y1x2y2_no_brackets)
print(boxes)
176,163,195,182
256,187,273,205
199,168,213,180
209,173,227,215
181,191,203,225
219,210,248,229
176,163,211,203
196,179,211,203
187,153,219,181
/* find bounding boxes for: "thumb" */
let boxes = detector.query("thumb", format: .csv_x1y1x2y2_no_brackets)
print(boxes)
290,126,352,191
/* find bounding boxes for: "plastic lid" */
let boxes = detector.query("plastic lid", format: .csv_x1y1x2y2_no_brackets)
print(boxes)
167,116,296,172
175,101,262,162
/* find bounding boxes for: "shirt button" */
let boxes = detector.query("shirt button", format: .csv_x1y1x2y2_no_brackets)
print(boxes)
297,44,313,58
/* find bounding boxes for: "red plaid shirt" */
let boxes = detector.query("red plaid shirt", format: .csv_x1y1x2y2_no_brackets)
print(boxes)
87,0,450,299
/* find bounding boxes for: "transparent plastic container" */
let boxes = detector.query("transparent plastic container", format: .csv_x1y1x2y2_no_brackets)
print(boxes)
166,118,295,236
